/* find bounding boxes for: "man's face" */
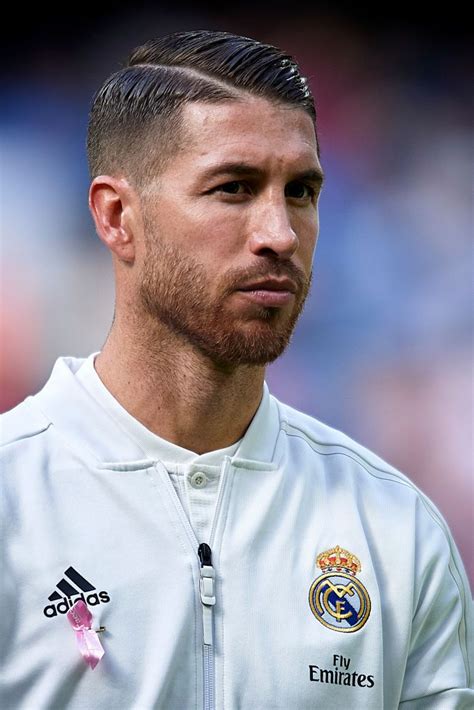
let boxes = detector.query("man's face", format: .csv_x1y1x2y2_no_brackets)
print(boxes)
137,96,323,368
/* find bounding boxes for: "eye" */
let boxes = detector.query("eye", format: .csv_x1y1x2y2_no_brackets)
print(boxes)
216,181,247,195
285,181,316,201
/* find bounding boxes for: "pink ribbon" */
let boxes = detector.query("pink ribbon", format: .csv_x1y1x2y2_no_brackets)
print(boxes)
66,600,105,670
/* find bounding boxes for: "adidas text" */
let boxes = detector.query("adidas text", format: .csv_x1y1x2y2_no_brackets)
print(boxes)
43,591,111,618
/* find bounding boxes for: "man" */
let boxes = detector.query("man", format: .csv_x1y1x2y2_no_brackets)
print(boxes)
1,30,472,710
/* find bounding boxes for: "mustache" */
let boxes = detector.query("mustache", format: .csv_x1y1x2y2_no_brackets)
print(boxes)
225,260,309,294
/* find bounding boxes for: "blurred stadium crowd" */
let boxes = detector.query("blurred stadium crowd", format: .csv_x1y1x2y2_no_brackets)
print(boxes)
1,7,472,583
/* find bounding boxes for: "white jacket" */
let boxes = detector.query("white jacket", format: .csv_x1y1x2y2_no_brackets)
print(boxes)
1,356,472,709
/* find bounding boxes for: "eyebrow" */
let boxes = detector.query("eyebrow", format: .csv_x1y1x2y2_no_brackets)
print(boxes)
200,162,325,186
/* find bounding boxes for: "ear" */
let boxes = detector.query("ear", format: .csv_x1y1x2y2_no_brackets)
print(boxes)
89,176,139,263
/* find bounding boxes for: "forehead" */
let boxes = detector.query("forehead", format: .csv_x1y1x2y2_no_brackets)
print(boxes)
174,97,320,174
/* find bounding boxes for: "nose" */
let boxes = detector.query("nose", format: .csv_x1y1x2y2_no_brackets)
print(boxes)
247,196,299,259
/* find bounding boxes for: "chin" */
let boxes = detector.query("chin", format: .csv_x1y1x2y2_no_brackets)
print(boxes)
203,328,293,368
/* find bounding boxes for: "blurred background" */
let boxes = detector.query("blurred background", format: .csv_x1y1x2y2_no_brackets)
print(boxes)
1,3,472,586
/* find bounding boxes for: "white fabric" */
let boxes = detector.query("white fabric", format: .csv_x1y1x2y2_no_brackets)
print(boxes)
1,354,473,710
75,352,243,542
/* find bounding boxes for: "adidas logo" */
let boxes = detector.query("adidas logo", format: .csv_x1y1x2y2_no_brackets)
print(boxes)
43,566,111,618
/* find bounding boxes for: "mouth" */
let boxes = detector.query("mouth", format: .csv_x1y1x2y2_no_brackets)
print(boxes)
235,277,297,307
235,289,295,307
237,277,297,294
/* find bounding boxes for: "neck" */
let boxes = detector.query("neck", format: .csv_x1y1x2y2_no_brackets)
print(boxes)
94,316,266,455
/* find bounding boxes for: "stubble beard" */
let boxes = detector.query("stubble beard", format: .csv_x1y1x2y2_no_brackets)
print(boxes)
138,235,312,368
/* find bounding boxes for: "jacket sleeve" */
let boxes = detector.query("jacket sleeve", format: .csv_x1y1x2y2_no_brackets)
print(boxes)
399,495,473,709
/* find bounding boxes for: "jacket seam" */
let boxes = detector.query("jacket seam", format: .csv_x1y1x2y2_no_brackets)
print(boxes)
0,423,51,449
399,685,471,703
270,397,284,462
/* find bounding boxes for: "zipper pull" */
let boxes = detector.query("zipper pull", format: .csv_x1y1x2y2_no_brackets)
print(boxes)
198,543,215,646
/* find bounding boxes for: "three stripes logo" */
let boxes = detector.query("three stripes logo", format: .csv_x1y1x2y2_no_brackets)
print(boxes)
43,566,111,618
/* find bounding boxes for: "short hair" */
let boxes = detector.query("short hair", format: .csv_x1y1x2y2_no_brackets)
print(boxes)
87,30,318,192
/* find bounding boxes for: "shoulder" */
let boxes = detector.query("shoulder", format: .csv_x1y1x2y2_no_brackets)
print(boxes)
1,354,90,458
274,395,456,536
276,396,407,482
0,399,54,507
1,398,51,451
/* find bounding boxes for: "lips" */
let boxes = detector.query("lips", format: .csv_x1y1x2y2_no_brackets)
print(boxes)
237,278,297,294
235,277,297,307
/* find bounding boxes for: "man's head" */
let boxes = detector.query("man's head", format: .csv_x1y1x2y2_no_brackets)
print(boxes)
88,31,323,369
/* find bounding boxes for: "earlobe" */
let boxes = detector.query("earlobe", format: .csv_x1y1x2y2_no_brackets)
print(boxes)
89,176,136,263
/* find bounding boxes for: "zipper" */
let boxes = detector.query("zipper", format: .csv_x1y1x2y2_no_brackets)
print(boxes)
154,456,233,710
199,543,216,710
203,645,214,710
200,456,232,710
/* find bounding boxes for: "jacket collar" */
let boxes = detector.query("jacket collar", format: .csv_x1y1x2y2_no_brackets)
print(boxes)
32,356,281,469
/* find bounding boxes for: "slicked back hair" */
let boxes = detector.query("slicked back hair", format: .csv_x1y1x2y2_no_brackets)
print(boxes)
87,30,318,192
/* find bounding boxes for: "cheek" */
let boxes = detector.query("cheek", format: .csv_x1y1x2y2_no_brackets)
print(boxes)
164,201,246,256
190,213,246,258
294,213,319,264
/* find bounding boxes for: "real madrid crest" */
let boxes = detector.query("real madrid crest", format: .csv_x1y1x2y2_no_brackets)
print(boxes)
308,545,371,633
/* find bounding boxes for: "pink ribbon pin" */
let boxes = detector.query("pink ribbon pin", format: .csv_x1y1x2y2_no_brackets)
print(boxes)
66,600,105,670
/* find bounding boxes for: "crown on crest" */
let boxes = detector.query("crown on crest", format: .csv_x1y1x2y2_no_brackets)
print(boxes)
317,545,361,575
